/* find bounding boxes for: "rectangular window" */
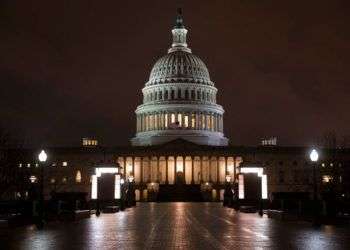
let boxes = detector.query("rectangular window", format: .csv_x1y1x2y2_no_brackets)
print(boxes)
177,113,182,126
184,115,189,127
165,114,168,128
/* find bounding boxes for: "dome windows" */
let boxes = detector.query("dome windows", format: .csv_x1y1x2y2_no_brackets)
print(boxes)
143,87,217,103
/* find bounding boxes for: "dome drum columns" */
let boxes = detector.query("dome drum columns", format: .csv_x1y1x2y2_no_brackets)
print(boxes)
131,10,229,146
136,111,224,133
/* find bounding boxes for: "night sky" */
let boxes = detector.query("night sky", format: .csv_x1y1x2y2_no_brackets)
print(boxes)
1,1,350,147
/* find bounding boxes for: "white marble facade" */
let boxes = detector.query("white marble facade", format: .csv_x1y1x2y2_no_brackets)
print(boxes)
131,12,228,146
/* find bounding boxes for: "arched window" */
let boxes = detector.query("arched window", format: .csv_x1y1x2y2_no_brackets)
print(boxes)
191,90,195,99
76,170,82,183
150,92,153,101
202,91,205,100
185,89,189,99
197,90,200,100
155,91,158,100
171,89,175,99
177,89,181,99
159,91,163,100
206,92,209,101
165,90,168,100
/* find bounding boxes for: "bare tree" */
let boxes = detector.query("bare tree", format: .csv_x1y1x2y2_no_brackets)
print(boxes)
0,126,29,199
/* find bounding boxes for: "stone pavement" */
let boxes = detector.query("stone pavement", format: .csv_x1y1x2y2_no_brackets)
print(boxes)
1,202,350,249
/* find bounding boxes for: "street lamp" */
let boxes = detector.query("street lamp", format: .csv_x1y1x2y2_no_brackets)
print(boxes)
309,148,320,227
310,149,319,162
127,175,136,207
37,150,47,229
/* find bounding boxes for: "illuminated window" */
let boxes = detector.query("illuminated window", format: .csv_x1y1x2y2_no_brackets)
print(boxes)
154,114,158,130
62,177,67,183
76,170,82,183
322,175,331,183
29,175,37,183
184,115,189,128
165,113,168,128
171,113,175,123
91,175,97,199
52,163,57,167
201,115,205,129
62,162,68,167
177,113,182,127
50,178,56,184
206,114,211,130
27,163,31,168
18,163,22,168
191,114,195,128
35,163,39,167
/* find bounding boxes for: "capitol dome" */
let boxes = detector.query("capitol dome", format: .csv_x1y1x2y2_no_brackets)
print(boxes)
131,10,229,146
147,51,212,86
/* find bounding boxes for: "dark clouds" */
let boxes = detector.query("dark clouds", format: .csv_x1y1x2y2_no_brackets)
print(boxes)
0,0,349,147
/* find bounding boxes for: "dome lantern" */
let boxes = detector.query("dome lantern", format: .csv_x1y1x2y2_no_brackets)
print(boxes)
168,8,191,53
131,10,229,147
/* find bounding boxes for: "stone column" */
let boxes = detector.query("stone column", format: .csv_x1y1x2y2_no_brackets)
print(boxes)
209,156,212,182
174,156,177,184
204,113,207,130
165,156,169,184
216,156,219,183
233,156,236,181
123,157,126,176
156,156,160,182
132,157,135,176
140,157,144,183
182,112,185,128
148,157,151,182
167,112,171,129
160,113,164,130
191,156,194,184
221,115,224,132
183,156,186,183
200,156,203,183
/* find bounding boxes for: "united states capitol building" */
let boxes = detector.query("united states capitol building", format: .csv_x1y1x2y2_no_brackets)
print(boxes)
14,11,349,205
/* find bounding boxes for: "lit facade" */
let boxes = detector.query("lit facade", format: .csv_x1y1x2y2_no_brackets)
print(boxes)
5,11,350,204
131,12,228,146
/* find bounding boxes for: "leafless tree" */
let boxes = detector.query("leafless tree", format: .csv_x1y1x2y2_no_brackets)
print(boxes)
0,126,29,199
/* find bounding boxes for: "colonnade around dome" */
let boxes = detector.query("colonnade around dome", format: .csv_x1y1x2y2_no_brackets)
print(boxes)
136,112,223,133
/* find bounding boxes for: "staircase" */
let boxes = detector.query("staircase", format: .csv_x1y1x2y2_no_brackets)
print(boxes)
157,184,203,202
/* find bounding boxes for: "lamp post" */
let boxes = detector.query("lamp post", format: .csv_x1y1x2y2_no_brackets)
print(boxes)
309,148,320,227
128,175,136,207
37,150,47,229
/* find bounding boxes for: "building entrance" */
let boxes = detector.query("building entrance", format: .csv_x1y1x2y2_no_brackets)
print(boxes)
176,171,185,184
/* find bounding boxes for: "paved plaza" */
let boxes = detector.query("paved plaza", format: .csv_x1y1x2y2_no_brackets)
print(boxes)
1,203,350,249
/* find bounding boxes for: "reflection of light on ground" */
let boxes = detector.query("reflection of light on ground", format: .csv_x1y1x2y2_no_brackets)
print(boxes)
4,203,350,249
